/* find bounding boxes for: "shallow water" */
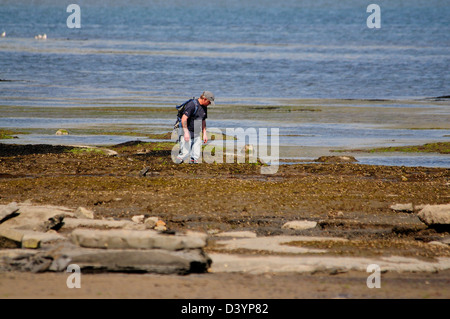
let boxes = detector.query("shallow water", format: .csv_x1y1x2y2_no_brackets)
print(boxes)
2,114,449,168
1,0,449,168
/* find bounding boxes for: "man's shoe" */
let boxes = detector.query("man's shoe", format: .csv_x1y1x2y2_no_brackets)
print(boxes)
190,159,199,164
175,157,184,164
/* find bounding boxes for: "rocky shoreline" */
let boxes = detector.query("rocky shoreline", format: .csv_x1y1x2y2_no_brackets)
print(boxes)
0,142,449,298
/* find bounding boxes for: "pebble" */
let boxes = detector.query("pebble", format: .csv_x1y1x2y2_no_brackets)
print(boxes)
131,215,145,224
144,217,159,229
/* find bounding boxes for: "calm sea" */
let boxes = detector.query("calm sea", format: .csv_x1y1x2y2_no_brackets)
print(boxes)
1,0,449,103
0,0,449,167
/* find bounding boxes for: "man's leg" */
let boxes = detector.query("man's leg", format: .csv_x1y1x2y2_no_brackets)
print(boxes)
190,136,202,163
177,130,191,163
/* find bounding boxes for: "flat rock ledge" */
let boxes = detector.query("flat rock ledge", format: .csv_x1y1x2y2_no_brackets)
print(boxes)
417,204,450,230
71,229,207,251
0,202,211,274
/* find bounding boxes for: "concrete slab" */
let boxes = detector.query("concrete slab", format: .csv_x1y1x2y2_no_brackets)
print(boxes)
63,217,136,230
0,203,72,231
215,235,347,254
209,253,450,274
71,228,207,250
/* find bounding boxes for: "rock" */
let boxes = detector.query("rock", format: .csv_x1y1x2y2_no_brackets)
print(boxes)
327,211,344,219
21,230,66,249
70,229,207,250
154,220,167,231
1,243,211,274
0,228,24,243
0,203,70,232
417,204,450,227
62,217,136,230
209,253,450,274
390,203,414,213
69,248,211,274
0,227,66,249
139,167,150,177
75,207,94,219
144,217,159,229
0,202,20,224
42,214,65,231
282,220,317,230
131,215,145,224
315,156,358,163
55,129,69,135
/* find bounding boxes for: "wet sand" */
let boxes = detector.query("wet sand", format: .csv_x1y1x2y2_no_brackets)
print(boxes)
1,271,449,299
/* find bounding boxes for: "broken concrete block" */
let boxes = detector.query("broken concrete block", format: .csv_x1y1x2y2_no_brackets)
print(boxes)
21,236,40,249
62,217,136,230
21,230,66,249
418,204,450,226
69,248,211,274
70,229,207,250
0,227,66,249
0,202,20,224
0,203,71,232
1,243,211,274
0,227,24,243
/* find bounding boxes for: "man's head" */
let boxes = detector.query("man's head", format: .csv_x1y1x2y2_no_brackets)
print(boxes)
199,91,215,106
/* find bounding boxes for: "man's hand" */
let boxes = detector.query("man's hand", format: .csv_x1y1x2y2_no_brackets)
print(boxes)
184,131,190,142
203,132,208,144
